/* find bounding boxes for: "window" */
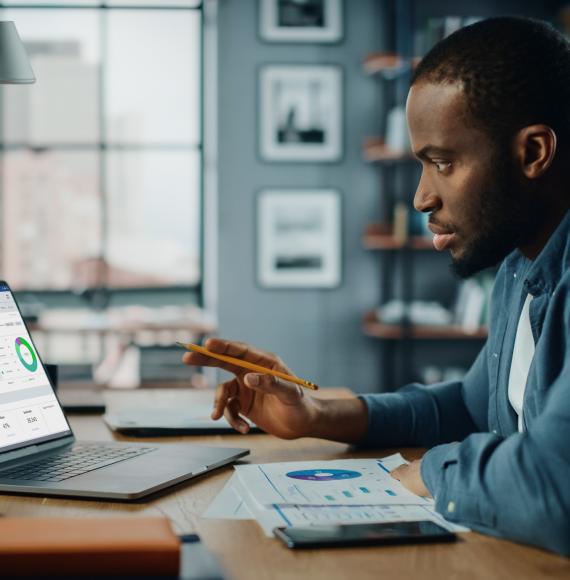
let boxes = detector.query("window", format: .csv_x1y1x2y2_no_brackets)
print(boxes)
0,1,203,292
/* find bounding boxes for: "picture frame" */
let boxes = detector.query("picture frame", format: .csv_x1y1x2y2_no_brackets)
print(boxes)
257,189,341,288
259,0,343,43
259,64,343,162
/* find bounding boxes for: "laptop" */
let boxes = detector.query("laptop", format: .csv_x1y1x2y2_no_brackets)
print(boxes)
104,406,260,436
0,281,249,500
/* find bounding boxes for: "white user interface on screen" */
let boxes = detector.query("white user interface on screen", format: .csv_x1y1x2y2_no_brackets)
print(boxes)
0,285,70,452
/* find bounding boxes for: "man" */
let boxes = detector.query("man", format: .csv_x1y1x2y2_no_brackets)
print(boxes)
184,17,570,556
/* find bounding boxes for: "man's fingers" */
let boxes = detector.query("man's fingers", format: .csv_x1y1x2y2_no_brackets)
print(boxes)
182,351,246,376
224,397,249,434
183,339,295,383
390,463,410,481
211,379,238,420
390,464,407,481
243,373,303,405
205,338,291,373
212,381,250,434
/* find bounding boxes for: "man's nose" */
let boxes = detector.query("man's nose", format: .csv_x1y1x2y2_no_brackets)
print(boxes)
413,172,441,214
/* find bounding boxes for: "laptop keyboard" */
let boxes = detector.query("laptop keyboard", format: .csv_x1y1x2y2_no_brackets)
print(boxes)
0,444,157,482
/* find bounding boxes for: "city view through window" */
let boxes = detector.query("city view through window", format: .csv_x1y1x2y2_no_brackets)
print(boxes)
0,2,202,291
0,2,205,386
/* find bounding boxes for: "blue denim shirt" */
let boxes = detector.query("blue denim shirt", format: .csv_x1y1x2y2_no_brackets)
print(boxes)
359,209,570,556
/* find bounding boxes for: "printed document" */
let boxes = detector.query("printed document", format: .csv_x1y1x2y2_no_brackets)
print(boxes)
233,455,429,506
202,454,469,536
202,474,252,520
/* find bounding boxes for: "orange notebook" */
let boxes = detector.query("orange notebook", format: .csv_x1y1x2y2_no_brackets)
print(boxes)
0,516,181,576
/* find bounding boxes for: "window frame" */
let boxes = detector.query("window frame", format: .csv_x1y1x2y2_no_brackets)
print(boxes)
0,1,205,305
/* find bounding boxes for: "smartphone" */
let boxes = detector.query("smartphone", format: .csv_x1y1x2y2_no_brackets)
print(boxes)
273,521,457,549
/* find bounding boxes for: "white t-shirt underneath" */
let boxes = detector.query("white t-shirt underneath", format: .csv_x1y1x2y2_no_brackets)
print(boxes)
508,294,535,432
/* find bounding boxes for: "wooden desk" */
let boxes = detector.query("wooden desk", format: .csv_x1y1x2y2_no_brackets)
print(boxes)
1,388,568,579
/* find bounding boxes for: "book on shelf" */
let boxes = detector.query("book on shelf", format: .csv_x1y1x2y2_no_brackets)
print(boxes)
392,202,410,244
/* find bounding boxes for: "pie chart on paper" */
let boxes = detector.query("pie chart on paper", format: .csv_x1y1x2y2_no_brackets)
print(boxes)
285,469,362,481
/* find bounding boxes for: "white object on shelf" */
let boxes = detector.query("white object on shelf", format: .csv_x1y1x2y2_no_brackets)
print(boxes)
377,300,453,326
385,105,411,152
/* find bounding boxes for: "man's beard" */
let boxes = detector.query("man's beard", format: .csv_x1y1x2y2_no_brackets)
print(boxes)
449,154,542,279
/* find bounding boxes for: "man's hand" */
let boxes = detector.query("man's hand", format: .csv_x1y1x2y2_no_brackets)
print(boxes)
182,338,369,443
182,338,322,439
391,460,431,498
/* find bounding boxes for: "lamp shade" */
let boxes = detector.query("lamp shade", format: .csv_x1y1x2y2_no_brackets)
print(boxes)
0,21,35,84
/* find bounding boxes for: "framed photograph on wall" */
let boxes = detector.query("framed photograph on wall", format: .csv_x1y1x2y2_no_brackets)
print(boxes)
257,189,341,288
260,65,342,162
259,0,343,43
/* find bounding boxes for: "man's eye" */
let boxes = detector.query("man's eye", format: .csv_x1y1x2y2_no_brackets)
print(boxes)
433,161,451,173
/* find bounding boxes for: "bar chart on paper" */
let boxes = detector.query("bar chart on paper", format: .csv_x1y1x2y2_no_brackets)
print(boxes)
234,459,430,506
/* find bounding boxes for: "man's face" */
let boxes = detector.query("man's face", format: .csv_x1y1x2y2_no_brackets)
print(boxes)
406,81,539,278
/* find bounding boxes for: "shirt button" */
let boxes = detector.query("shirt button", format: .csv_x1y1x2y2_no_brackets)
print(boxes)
493,430,498,434
447,501,456,513
493,353,498,358
513,273,517,278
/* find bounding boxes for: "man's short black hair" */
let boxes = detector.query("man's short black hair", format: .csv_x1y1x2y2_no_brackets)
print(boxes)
411,17,570,149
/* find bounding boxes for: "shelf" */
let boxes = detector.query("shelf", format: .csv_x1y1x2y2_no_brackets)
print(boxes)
363,53,421,76
363,52,405,74
363,310,488,340
363,223,433,250
363,137,414,162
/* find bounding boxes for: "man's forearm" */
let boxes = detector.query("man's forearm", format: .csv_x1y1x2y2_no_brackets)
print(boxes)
306,397,369,443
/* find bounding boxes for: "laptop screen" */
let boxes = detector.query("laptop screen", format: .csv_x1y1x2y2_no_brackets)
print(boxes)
0,283,72,454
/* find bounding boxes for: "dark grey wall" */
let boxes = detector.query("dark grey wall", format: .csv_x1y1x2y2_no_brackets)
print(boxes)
217,0,388,393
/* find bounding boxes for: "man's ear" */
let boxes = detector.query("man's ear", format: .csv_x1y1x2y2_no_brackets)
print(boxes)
513,124,557,179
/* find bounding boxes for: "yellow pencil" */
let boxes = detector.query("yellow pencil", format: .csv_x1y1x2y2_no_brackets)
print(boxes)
176,342,319,391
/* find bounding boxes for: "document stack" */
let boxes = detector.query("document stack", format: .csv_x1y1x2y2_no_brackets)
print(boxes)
203,454,468,536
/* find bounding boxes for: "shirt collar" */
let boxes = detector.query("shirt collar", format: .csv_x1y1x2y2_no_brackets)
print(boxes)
519,208,570,296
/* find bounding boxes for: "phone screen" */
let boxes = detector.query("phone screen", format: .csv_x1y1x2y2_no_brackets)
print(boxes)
274,521,456,549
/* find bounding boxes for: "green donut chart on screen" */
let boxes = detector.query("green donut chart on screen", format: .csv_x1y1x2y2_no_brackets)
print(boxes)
15,337,38,372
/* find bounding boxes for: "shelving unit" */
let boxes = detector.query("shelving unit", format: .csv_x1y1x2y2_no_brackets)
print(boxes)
363,137,413,162
361,3,490,389
362,223,432,250
361,1,565,391
363,310,488,341
363,52,421,77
